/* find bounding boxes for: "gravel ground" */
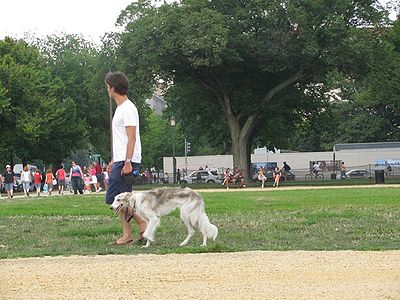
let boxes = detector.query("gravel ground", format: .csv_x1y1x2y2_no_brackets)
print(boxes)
1,251,400,299
2,185,399,299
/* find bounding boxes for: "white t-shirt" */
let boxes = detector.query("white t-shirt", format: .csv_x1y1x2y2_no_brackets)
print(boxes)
21,170,31,182
112,99,142,163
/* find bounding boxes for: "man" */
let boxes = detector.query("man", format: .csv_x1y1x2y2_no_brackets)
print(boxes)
233,166,245,188
312,161,321,175
340,161,347,179
105,71,147,245
2,165,16,198
282,161,291,179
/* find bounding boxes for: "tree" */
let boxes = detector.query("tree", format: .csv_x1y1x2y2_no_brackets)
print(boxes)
289,19,400,150
116,0,389,178
0,37,87,166
37,34,103,159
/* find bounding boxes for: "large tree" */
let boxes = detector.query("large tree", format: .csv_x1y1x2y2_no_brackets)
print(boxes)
0,37,87,167
116,0,389,178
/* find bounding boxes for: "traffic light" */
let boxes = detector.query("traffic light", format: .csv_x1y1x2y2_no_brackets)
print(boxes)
186,141,191,153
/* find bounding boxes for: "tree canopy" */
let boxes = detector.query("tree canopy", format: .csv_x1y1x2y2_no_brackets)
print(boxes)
0,37,87,166
115,0,392,177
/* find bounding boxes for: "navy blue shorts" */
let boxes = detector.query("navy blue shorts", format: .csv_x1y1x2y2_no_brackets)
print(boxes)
105,161,140,205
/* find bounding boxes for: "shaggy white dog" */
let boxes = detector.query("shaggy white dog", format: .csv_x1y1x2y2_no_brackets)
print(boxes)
110,187,218,248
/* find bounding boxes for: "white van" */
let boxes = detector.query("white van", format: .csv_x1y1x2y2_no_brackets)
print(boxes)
13,164,38,175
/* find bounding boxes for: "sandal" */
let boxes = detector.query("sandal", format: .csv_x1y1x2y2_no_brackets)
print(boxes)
109,239,133,246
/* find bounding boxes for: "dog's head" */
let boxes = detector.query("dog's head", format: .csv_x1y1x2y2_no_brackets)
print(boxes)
110,192,133,213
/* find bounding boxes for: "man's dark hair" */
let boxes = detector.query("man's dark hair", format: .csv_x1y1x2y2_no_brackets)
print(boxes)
105,71,129,95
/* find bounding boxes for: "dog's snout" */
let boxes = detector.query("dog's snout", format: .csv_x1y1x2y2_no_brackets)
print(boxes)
110,205,113,210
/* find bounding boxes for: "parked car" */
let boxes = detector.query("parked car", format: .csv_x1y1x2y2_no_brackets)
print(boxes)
180,170,222,184
345,169,373,179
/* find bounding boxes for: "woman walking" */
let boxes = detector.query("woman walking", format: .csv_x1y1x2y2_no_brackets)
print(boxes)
69,160,84,195
21,165,32,197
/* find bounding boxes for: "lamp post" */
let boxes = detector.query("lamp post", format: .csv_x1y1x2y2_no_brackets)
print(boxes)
170,116,176,184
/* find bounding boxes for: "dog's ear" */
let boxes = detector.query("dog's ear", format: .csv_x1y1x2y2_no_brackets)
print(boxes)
121,192,132,202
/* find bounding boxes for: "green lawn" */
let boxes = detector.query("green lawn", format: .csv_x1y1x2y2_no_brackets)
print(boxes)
0,187,399,259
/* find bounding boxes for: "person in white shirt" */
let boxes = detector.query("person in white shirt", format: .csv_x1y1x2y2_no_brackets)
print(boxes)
312,162,321,175
21,165,32,197
105,71,146,246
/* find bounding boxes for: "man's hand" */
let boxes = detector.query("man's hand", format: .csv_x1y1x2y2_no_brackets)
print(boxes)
121,161,133,175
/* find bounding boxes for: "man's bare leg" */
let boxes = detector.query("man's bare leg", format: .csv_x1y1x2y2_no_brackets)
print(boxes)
116,211,132,244
116,208,147,244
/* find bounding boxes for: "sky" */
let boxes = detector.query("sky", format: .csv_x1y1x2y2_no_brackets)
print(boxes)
0,0,133,44
0,0,397,44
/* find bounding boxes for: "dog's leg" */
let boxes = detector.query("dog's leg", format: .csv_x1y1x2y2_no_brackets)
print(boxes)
142,215,160,247
142,239,151,248
201,235,207,247
180,213,195,247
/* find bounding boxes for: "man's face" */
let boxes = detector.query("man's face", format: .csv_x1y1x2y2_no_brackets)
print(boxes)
106,83,113,99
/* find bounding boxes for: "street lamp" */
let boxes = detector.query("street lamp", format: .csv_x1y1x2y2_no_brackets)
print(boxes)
170,116,176,184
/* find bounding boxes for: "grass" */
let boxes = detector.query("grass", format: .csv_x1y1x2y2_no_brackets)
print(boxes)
0,187,399,259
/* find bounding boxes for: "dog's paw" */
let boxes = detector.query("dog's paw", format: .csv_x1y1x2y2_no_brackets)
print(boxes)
179,241,187,247
141,240,151,248
200,243,207,247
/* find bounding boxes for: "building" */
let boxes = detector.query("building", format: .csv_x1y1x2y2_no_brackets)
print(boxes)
163,142,400,177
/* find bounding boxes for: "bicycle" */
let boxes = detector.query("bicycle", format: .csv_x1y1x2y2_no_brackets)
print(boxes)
305,171,324,181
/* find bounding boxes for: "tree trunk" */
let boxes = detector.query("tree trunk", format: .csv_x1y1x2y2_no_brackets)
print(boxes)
225,101,259,180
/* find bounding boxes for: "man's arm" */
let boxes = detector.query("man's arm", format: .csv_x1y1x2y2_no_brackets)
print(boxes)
121,126,136,175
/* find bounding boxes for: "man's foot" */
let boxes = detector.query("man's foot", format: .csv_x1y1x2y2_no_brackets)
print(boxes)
110,238,134,246
58,190,61,194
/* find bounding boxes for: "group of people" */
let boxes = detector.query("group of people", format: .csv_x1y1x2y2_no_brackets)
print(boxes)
0,164,67,198
221,167,246,189
257,161,292,188
0,159,111,198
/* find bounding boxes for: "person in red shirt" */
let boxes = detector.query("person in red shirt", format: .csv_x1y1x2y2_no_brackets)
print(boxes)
34,169,42,197
56,165,66,195
93,160,103,192
45,169,55,196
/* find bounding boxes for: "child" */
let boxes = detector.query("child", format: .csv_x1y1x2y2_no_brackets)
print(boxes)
45,169,55,196
56,165,66,195
34,169,42,197
90,164,100,193
84,172,91,193
103,166,109,191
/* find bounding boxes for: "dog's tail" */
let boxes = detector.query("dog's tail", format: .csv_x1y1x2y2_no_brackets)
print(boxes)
197,201,218,241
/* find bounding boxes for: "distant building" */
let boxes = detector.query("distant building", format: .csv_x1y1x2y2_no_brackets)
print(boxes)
146,93,167,115
146,82,167,115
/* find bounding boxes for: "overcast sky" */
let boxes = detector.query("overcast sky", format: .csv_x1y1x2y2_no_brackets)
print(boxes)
0,0,397,44
0,0,133,43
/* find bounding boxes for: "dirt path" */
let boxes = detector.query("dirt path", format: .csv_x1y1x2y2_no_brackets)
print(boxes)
2,185,400,299
1,251,399,299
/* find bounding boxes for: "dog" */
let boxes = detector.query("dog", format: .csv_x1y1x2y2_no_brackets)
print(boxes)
110,187,218,248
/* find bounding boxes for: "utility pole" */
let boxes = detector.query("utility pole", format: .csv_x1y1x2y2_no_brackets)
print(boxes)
184,138,188,175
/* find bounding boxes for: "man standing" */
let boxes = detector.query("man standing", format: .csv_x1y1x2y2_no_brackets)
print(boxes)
2,165,16,198
340,161,347,179
105,71,147,245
